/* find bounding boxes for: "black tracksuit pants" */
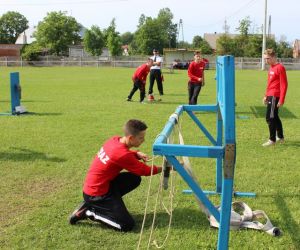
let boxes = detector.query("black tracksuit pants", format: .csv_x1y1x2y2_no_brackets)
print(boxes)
83,172,141,231
128,78,145,102
188,81,202,105
265,96,284,142
148,69,163,95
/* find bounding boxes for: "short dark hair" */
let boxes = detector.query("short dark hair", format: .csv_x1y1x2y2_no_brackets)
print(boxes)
194,50,201,55
124,119,148,136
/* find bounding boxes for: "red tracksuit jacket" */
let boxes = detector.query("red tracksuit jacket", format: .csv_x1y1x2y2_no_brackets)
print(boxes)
188,61,206,83
265,63,288,104
83,136,158,196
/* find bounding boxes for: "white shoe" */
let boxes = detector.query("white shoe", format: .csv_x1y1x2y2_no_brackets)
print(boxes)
262,140,276,147
276,137,285,144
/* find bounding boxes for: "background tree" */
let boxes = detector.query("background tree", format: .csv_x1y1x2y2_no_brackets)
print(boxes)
21,42,43,61
157,8,177,48
192,36,203,48
192,35,213,54
0,11,28,44
83,25,105,56
121,32,134,45
133,8,177,54
34,11,81,55
276,40,293,58
236,16,251,36
104,19,122,56
216,34,235,55
243,35,262,57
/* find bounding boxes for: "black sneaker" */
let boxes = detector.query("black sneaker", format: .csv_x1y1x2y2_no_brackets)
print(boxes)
69,202,88,225
126,98,132,101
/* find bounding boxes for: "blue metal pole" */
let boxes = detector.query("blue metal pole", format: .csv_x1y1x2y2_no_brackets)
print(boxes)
217,178,234,250
10,72,21,114
216,106,223,193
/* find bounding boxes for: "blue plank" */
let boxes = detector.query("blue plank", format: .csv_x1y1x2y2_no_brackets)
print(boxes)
10,72,21,113
153,143,224,158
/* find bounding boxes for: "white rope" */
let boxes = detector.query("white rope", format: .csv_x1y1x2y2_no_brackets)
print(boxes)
147,131,177,249
136,155,157,250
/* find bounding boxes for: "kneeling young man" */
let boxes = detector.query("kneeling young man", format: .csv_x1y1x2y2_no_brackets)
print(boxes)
69,119,162,231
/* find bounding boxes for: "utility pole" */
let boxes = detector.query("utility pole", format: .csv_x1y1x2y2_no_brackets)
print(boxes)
261,0,267,70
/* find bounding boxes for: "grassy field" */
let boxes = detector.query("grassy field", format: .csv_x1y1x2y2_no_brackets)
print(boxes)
0,66,299,250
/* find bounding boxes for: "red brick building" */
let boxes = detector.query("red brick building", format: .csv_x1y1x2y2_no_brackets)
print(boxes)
0,44,23,57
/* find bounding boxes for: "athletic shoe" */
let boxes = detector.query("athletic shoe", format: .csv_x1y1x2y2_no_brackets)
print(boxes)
126,98,132,102
148,94,155,102
69,202,88,225
140,101,147,104
262,140,276,147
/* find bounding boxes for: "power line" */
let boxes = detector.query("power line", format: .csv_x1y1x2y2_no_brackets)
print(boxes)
184,0,260,29
1,0,128,7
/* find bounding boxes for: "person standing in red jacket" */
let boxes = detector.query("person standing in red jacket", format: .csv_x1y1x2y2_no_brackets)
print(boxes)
187,51,206,105
127,58,153,103
69,119,162,231
262,49,288,147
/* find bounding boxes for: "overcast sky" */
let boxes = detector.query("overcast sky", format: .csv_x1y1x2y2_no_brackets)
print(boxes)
1,0,298,43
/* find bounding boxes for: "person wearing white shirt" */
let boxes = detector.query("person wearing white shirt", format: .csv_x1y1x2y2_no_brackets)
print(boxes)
148,49,163,98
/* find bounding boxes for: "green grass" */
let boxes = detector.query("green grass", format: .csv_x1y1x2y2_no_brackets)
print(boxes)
0,67,299,250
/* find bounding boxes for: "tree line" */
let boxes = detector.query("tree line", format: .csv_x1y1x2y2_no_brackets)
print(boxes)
0,10,293,60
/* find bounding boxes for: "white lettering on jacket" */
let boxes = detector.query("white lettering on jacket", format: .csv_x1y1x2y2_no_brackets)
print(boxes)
97,147,110,165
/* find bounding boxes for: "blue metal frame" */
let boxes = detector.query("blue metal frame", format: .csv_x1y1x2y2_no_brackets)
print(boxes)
152,56,255,250
0,72,21,116
10,72,21,114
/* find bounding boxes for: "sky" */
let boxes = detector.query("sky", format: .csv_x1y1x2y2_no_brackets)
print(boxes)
1,0,298,44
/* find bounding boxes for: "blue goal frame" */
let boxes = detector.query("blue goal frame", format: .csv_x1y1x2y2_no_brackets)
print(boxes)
152,56,255,250
0,72,22,116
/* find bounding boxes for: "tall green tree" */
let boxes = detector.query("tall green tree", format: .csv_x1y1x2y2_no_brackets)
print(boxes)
83,25,105,56
243,35,262,57
192,35,213,55
121,32,134,45
34,11,81,55
277,40,293,58
104,19,122,56
216,35,235,55
0,11,28,44
192,36,203,48
133,8,177,54
236,16,251,36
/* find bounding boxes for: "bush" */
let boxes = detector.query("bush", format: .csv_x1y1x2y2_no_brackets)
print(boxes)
21,43,43,61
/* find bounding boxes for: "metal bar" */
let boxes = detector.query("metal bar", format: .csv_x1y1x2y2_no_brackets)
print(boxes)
154,106,184,144
183,104,218,112
217,178,234,250
153,143,224,158
186,110,217,145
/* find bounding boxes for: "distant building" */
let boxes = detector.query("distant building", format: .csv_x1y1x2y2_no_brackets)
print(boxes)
163,48,195,67
204,33,236,50
15,26,37,45
68,45,110,57
293,39,300,58
204,32,275,50
0,44,23,57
